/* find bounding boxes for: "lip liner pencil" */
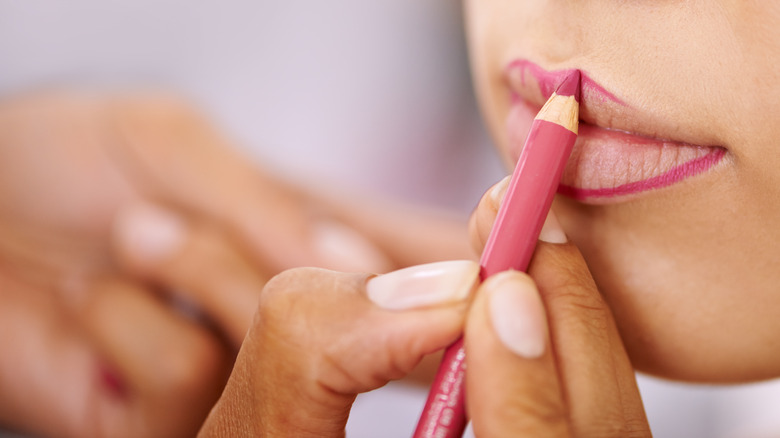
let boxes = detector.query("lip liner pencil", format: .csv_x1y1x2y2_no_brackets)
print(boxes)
412,70,581,438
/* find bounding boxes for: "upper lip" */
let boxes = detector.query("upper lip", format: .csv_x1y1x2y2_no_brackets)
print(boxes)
505,59,721,148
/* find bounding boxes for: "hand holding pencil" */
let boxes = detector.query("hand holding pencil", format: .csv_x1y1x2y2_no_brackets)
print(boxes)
200,69,649,437
199,205,649,437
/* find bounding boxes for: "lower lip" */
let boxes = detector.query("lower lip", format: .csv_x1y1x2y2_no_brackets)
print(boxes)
507,101,726,203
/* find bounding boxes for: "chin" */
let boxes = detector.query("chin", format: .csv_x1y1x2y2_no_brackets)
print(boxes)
604,286,780,384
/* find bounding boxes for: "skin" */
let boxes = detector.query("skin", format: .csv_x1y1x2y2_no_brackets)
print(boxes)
465,0,780,382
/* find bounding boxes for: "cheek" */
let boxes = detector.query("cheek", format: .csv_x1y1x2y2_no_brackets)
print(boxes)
464,0,531,168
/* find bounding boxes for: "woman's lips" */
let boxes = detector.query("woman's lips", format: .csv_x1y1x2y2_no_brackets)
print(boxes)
506,60,726,203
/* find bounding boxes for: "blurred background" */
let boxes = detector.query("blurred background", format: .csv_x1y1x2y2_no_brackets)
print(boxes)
0,0,499,213
1,1,779,437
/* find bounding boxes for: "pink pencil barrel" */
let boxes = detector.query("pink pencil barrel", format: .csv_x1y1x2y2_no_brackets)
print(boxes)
412,71,581,438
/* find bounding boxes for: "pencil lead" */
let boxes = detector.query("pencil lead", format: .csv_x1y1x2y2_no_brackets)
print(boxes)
556,70,582,102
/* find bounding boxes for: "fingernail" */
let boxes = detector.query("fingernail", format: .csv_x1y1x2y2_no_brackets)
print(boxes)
489,176,512,210
367,260,480,310
114,204,186,262
538,211,567,244
311,220,394,273
487,271,547,358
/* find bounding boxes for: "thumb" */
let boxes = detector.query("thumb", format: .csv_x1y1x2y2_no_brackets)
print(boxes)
200,261,480,437
465,270,570,437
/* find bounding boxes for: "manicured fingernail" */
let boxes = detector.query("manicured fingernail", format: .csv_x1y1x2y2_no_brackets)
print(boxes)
487,271,547,358
489,176,512,210
312,220,393,273
538,211,567,244
367,260,480,310
114,204,185,262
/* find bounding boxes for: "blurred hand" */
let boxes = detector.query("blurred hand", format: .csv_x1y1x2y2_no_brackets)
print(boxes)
0,261,231,438
0,92,401,437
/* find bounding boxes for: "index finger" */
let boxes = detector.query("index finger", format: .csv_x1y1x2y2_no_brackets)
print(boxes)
112,202,267,346
82,277,230,437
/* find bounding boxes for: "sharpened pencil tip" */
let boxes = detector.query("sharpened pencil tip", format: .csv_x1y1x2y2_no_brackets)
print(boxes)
556,70,582,102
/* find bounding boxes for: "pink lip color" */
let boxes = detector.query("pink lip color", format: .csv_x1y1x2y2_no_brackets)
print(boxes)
506,60,726,202
558,126,726,200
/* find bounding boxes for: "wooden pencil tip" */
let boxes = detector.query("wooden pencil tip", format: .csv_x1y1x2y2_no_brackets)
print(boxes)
556,70,582,102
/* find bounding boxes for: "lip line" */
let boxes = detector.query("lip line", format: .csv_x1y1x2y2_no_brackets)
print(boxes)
510,101,728,199
505,59,723,146
507,59,627,106
505,60,728,200
557,146,726,200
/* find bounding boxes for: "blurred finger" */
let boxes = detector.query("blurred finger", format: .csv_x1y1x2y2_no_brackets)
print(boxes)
83,277,228,398
466,271,570,437
312,183,474,268
112,202,265,345
0,271,97,438
82,277,229,437
469,176,510,255
107,96,390,274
